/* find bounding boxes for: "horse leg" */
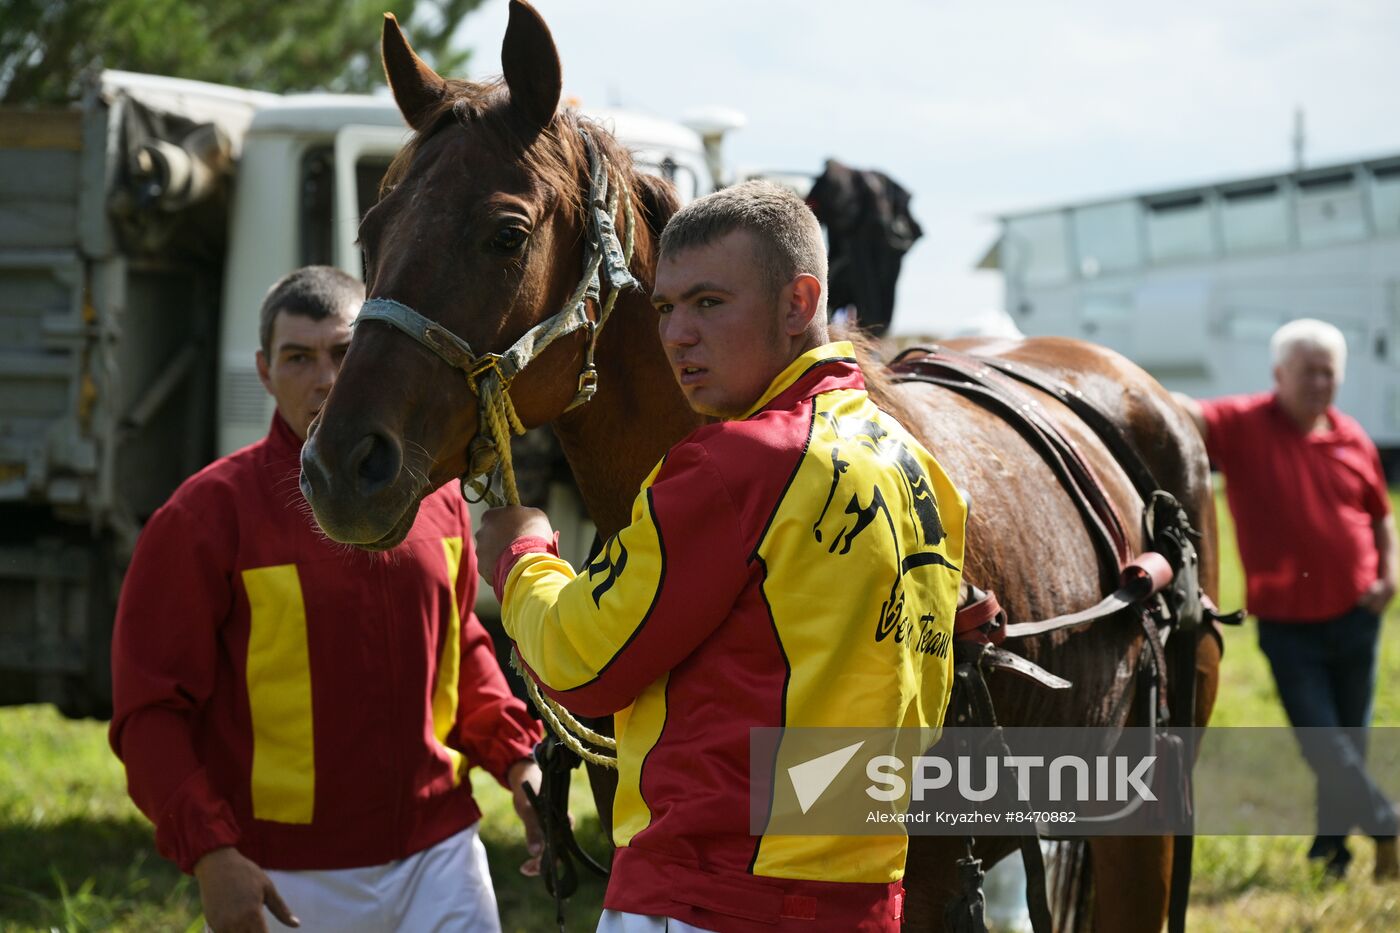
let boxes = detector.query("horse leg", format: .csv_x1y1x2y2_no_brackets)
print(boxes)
903,837,960,929
1087,836,1171,932
904,836,1019,930
1195,630,1221,729
1086,634,1221,932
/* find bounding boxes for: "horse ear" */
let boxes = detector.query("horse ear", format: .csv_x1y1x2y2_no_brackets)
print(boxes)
501,0,562,130
633,173,682,242
382,13,446,132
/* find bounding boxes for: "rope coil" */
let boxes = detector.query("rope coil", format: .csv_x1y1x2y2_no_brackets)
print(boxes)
512,647,618,768
479,145,634,769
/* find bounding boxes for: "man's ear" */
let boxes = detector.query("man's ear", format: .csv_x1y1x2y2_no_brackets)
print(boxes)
784,273,823,336
256,349,272,392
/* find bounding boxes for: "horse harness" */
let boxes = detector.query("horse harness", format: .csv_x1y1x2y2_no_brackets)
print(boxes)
351,126,637,928
354,128,639,509
891,347,1241,933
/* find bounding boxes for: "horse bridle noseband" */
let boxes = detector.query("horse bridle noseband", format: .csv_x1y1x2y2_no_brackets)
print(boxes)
356,125,631,929
354,127,639,508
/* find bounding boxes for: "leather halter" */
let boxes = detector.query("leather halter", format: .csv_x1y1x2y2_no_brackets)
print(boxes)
354,127,638,505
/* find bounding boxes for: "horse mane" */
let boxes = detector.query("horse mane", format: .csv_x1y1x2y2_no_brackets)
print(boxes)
379,77,672,281
831,323,922,429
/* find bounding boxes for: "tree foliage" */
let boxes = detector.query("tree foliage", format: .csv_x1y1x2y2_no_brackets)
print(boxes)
0,0,484,104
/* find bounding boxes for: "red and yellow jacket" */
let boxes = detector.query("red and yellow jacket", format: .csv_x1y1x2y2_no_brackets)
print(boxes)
498,343,966,931
110,414,540,873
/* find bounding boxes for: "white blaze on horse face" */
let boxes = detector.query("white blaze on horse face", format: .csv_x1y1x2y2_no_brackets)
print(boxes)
257,308,356,441
653,230,792,420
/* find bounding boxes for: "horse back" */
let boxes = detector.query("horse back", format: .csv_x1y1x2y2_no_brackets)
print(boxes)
878,335,1218,728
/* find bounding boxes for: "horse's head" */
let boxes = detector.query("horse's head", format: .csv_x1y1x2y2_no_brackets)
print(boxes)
302,2,666,548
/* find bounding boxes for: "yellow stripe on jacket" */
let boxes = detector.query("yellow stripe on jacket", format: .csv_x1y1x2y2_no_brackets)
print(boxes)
243,564,315,824
433,536,465,783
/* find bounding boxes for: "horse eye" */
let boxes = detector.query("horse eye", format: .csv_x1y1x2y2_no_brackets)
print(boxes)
490,227,529,254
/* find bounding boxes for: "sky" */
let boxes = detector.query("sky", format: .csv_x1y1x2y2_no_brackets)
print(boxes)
449,0,1400,335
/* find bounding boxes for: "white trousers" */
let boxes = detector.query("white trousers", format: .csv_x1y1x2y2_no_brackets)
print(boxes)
258,824,500,932
596,910,714,932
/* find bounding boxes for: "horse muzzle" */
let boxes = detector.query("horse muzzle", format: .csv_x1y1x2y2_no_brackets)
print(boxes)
300,426,417,547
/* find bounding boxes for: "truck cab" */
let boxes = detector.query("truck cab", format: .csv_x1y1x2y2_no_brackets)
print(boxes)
0,71,722,716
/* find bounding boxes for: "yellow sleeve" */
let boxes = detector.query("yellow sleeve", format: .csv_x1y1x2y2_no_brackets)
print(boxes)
501,443,750,716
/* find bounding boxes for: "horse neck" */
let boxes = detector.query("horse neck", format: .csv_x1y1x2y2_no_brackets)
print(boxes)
551,321,886,536
551,288,704,537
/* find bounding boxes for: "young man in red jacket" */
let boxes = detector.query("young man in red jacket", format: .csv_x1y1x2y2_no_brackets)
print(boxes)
1177,318,1398,881
478,182,967,932
110,266,544,933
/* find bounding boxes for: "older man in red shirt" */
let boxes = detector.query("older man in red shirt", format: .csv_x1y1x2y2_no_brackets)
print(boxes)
1178,318,1397,881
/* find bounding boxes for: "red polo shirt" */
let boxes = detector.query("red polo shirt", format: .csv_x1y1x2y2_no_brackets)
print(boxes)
1202,392,1390,622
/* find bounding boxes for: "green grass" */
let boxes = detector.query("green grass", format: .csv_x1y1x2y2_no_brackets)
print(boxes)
1,486,1398,931
0,707,201,932
0,707,605,932
478,772,608,932
1187,485,1400,932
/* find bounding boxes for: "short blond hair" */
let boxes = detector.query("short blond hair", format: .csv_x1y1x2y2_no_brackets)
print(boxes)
658,180,827,313
1271,318,1347,379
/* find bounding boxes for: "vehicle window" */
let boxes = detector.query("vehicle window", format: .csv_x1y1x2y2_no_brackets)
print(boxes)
299,147,393,275
1072,201,1142,276
1296,171,1366,247
1372,163,1400,236
1145,194,1214,263
300,148,334,267
1003,212,1070,285
1220,183,1289,254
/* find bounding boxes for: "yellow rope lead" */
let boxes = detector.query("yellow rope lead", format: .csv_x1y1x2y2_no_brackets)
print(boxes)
475,371,526,506
479,364,620,769
512,648,619,768
479,164,639,771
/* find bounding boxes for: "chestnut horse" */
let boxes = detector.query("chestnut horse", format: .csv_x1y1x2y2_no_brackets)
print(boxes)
301,4,1221,929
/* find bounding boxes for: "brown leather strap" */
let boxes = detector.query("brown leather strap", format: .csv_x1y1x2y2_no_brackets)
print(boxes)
1001,552,1175,640
953,587,1005,644
891,349,1132,589
977,353,1164,504
982,646,1072,689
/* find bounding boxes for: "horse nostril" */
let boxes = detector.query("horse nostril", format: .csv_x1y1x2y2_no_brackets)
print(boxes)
350,432,402,496
300,440,328,501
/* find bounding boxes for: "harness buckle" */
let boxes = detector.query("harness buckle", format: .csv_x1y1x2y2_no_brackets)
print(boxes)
576,365,599,402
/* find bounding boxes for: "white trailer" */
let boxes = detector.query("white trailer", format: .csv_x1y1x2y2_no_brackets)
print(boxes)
978,154,1400,469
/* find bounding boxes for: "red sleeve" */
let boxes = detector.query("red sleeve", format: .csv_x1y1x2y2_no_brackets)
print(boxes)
450,498,542,786
1199,395,1249,473
493,535,558,603
108,498,241,873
